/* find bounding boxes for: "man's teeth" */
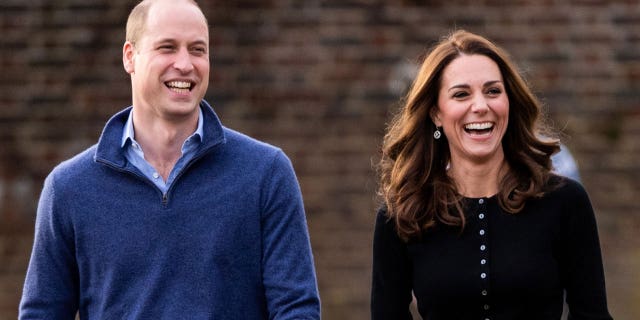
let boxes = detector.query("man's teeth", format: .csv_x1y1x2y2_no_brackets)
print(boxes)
465,122,493,130
166,81,192,89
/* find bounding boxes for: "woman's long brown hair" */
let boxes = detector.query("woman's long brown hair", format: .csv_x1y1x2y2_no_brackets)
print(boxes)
378,30,560,242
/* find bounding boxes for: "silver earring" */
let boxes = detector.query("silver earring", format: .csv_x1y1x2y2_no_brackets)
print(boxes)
433,127,442,140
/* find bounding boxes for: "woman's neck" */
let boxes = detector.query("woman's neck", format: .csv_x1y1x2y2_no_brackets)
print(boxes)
448,155,508,198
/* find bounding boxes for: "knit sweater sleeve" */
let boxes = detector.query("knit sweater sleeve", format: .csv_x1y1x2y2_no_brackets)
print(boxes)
19,170,79,319
260,150,320,320
559,180,613,320
371,207,413,320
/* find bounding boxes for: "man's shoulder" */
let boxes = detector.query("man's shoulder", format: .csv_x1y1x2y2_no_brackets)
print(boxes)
48,144,99,182
212,127,297,176
221,127,283,156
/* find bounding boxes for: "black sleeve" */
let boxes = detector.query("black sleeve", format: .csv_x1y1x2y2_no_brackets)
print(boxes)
559,180,613,320
371,207,414,320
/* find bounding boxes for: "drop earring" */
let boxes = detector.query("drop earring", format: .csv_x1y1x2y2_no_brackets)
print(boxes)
433,127,442,140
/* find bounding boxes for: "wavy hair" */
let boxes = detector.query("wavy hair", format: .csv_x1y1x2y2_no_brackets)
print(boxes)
378,30,560,242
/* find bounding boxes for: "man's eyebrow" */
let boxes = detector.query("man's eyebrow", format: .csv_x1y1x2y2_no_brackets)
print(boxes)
190,40,208,46
153,38,208,45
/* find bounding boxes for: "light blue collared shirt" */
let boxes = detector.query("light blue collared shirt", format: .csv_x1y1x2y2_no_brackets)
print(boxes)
121,108,204,194
551,143,581,182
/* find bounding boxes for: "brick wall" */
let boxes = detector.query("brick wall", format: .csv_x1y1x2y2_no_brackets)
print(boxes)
1,0,638,319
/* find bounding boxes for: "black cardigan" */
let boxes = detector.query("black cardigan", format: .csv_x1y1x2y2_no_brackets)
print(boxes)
371,177,612,320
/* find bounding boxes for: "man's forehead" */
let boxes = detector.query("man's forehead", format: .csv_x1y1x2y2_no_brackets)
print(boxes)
140,2,209,42
145,0,207,24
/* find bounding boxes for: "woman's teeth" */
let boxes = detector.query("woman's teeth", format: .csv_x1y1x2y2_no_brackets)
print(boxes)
464,122,493,133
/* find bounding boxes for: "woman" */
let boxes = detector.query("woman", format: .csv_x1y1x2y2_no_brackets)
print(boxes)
372,30,612,319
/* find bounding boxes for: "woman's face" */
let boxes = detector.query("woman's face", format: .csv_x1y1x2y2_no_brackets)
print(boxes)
434,54,509,166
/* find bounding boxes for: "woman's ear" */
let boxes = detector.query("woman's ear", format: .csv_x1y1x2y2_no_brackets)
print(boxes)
430,107,442,127
122,41,135,74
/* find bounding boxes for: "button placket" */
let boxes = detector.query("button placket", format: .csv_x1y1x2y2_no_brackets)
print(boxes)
477,198,491,317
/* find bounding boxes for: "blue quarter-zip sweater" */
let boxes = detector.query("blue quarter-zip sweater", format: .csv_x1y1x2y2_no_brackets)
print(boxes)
20,101,321,319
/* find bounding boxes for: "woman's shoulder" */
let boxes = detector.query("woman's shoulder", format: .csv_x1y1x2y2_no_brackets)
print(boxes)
375,204,392,225
534,174,594,219
545,174,589,200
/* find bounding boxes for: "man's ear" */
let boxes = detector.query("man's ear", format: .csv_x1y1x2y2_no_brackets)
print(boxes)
123,41,135,74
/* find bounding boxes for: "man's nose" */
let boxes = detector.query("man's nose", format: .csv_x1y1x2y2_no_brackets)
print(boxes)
173,48,194,73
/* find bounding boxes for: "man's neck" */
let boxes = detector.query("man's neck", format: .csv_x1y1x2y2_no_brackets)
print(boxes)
131,109,199,180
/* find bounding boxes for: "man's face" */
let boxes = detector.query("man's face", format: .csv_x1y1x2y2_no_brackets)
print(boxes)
123,1,209,122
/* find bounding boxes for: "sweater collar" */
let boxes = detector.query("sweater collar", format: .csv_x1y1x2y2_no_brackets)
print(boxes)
94,99,226,168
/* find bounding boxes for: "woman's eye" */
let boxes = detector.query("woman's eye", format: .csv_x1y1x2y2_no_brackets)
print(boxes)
452,91,469,99
487,88,502,95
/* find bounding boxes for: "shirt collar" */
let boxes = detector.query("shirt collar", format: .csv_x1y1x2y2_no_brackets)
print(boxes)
121,107,204,148
121,111,136,148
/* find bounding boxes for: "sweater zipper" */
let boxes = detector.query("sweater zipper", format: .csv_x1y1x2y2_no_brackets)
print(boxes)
97,144,218,207
162,192,168,205
96,159,167,205
160,149,212,204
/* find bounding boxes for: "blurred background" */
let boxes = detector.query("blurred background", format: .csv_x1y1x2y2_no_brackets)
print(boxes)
1,0,639,319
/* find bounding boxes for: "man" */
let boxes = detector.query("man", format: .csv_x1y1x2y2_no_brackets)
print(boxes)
19,0,320,318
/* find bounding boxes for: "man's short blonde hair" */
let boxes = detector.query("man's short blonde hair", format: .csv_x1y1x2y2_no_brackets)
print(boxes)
125,0,207,46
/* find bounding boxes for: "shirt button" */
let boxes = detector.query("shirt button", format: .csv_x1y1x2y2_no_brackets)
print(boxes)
482,290,488,296
480,245,486,251
153,172,160,179
484,304,490,310
481,259,487,265
480,272,487,279
479,213,485,219
479,229,485,236
479,199,484,204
